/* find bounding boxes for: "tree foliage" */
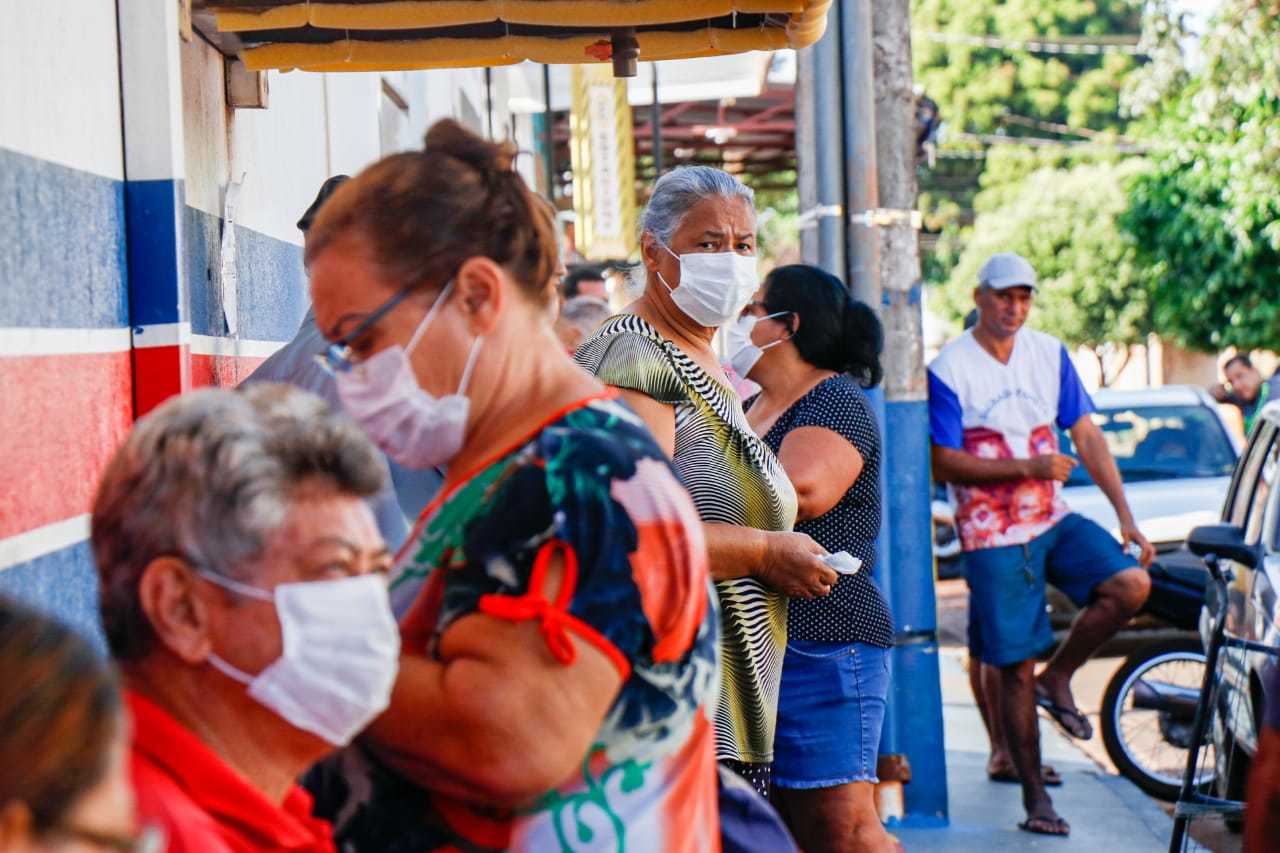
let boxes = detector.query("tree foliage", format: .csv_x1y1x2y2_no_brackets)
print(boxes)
912,0,1147,294
938,158,1153,383
1118,0,1280,352
911,0,1143,139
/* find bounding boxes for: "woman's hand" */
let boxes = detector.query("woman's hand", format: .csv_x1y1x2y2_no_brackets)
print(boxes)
757,531,838,598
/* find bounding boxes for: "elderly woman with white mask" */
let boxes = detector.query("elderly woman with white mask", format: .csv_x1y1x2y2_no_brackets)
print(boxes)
91,383,401,852
576,166,839,795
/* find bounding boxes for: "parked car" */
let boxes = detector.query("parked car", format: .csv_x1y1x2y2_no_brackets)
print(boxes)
1197,399,1280,821
933,386,1240,581
1057,386,1241,552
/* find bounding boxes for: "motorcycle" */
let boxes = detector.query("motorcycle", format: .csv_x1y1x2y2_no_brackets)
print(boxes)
1099,550,1212,801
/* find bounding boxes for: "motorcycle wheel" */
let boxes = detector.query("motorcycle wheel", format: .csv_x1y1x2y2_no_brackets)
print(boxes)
1100,637,1213,802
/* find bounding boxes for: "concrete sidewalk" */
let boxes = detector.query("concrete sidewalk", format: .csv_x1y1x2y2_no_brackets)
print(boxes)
892,650,1174,852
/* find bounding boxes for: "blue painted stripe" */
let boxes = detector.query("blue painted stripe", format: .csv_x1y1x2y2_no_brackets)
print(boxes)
124,179,184,327
183,205,307,341
0,147,128,329
880,397,949,822
887,640,949,824
2,148,307,341
884,398,936,634
0,540,104,652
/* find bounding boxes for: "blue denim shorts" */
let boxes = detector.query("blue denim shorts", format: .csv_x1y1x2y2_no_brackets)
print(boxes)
965,512,1138,667
772,640,890,789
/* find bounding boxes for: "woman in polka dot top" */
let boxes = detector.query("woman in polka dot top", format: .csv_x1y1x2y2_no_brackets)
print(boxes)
741,264,897,853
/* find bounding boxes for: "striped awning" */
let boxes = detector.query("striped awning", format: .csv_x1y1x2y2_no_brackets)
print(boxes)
197,0,832,72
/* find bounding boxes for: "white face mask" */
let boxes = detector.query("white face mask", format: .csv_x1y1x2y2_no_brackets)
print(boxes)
202,571,401,747
656,244,759,328
335,281,483,470
726,312,791,379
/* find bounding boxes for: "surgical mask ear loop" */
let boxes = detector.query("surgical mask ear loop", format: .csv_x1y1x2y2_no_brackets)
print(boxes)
750,311,794,347
197,569,274,602
456,335,485,396
654,242,681,293
404,279,457,357
402,278,482,397
770,311,796,347
196,570,274,684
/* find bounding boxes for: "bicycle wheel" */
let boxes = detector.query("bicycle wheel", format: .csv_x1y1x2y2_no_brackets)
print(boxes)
1100,638,1214,801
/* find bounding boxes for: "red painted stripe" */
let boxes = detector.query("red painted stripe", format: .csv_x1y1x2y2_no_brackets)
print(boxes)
0,352,134,539
132,346,267,415
132,345,191,417
190,353,267,389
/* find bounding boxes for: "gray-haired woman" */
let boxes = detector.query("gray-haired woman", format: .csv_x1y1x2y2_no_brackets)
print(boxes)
92,383,401,851
575,166,838,795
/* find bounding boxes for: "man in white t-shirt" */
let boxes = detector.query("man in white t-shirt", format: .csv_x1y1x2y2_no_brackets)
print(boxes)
928,253,1154,837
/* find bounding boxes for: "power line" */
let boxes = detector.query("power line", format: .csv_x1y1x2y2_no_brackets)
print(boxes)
951,132,1150,153
998,112,1124,141
919,31,1146,56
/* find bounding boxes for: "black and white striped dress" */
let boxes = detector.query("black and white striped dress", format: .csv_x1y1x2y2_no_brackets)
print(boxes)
576,315,798,771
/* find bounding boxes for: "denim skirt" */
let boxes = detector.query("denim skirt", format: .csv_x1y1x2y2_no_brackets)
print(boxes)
771,640,890,789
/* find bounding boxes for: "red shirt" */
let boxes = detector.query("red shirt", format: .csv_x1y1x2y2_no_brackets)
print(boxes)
127,691,335,853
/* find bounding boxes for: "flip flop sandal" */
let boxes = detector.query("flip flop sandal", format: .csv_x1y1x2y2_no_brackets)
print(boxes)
1018,816,1071,836
987,764,1064,787
1035,689,1093,740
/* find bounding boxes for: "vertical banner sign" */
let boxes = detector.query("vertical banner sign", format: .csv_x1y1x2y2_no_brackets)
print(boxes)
569,64,637,260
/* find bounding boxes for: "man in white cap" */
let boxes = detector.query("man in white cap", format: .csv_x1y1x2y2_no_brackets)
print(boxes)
928,252,1154,837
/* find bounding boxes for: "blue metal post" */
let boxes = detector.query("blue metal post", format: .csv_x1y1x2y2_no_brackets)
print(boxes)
872,0,948,825
838,0,901,767
801,0,947,825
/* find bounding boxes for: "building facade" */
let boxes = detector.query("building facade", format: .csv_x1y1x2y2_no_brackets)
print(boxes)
0,0,535,640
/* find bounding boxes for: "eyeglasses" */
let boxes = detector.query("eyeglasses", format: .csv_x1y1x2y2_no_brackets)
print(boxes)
51,823,165,853
313,286,415,376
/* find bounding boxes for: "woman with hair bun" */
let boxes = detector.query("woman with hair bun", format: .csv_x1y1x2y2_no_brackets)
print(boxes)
0,597,143,853
737,264,897,853
302,120,720,851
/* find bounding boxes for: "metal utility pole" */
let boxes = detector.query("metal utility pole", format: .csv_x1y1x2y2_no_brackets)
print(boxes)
651,63,664,177
798,0,947,825
542,65,556,200
795,11,846,274
840,0,880,307
484,67,495,138
872,0,948,824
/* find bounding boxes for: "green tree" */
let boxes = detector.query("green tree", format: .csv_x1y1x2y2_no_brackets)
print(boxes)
912,0,1144,139
912,0,1147,292
939,158,1153,385
1119,0,1280,352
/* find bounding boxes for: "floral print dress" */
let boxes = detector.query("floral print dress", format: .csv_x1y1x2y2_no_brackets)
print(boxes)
305,392,721,853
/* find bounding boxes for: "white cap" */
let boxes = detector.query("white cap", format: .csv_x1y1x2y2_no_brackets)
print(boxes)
978,252,1037,290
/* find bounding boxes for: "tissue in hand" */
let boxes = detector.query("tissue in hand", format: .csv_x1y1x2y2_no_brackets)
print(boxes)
822,552,862,575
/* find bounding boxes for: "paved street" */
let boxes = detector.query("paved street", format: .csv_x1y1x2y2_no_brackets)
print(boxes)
893,648,1174,851
905,580,1243,852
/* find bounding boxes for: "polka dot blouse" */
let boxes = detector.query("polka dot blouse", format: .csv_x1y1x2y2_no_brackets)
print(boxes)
752,374,895,647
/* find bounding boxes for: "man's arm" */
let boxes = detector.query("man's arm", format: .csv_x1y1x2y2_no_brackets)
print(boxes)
1068,415,1155,566
931,444,1076,486
927,366,1075,486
